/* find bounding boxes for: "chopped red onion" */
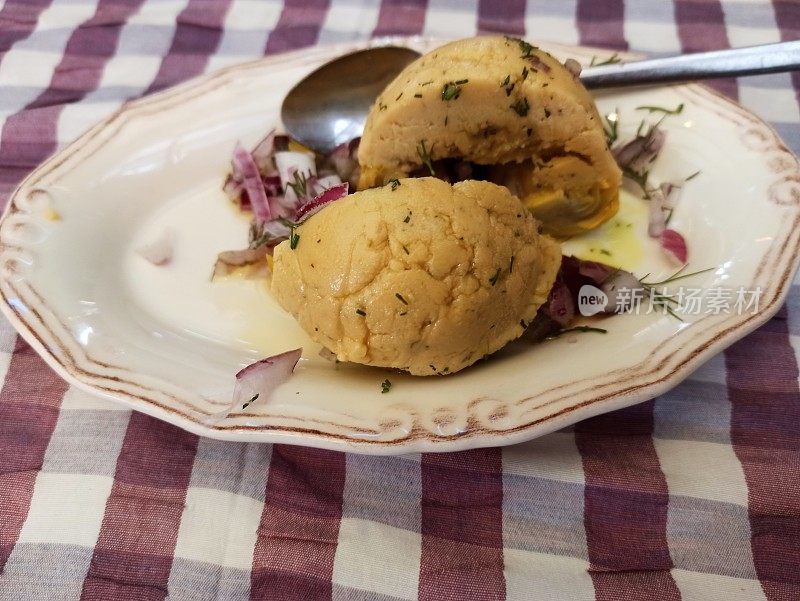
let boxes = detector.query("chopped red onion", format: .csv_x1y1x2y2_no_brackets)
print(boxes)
564,58,582,78
222,173,243,201
528,55,551,73
232,144,271,223
601,270,644,313
203,348,302,425
267,195,294,220
261,219,291,241
212,247,270,279
136,228,174,266
613,127,666,172
659,182,682,209
295,182,349,222
251,129,276,172
648,186,667,238
218,133,355,277
576,260,616,285
556,255,643,315
318,347,337,362
262,173,282,196
661,229,688,264
314,174,343,192
275,151,317,204
542,277,575,326
326,138,361,186
521,313,561,343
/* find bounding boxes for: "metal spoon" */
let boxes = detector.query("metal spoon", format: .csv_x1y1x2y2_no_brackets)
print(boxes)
282,41,800,153
281,46,420,154
581,40,800,89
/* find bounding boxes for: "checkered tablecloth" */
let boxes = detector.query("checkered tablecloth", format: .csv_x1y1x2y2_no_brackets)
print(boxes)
1,1,799,599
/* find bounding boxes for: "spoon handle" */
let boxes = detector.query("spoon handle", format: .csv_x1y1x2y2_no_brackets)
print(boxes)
581,41,800,89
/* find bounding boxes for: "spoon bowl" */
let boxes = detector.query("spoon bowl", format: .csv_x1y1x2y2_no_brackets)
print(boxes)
281,46,421,154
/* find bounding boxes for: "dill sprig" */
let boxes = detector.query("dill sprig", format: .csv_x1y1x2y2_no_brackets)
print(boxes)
603,110,619,146
639,266,716,321
417,140,435,175
590,53,621,67
636,103,684,115
546,326,608,340
640,265,715,287
287,170,310,199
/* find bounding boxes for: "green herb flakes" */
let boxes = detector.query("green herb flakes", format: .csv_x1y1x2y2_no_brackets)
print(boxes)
242,393,259,410
381,379,392,394
511,97,530,117
442,79,468,101
500,75,515,96
516,37,535,58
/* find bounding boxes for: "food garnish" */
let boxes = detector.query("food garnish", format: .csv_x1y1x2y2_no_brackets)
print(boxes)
441,79,468,101
510,97,530,117
608,108,696,265
417,140,435,175
636,103,684,115
589,53,621,67
215,133,357,278
563,58,582,78
136,228,174,266
203,348,302,424
660,229,688,264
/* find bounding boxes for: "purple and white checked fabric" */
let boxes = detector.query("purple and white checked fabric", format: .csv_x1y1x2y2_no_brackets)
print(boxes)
0,1,799,600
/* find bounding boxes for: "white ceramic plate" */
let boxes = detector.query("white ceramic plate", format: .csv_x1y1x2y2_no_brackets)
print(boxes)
2,38,799,454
